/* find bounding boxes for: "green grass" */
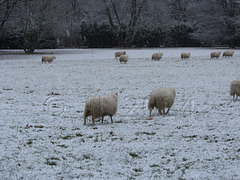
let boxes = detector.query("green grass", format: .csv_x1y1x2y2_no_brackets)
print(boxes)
129,152,140,158
135,132,156,136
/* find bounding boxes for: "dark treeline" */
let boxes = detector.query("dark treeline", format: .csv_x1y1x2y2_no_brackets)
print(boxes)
0,0,240,53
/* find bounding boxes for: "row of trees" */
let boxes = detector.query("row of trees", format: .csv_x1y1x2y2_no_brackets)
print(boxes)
0,0,240,53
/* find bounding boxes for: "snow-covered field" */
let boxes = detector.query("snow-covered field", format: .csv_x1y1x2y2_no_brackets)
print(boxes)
0,48,240,179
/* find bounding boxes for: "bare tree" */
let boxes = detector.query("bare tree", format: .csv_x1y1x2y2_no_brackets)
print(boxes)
0,0,19,32
19,0,56,53
214,0,240,47
166,0,190,23
102,0,147,47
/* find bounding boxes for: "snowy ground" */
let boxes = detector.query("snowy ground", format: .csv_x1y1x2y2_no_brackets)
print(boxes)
0,48,240,179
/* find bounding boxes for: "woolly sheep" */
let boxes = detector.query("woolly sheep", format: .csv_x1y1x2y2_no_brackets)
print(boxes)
210,52,221,59
83,92,118,125
223,51,234,58
148,87,176,119
119,54,128,64
115,51,126,59
152,53,163,61
181,52,191,60
42,55,56,63
230,79,240,101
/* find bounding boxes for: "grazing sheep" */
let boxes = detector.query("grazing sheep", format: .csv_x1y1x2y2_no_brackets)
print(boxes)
42,55,56,63
210,52,221,59
115,51,126,59
148,87,176,119
84,92,118,125
230,79,240,101
181,52,191,60
152,53,163,61
119,54,128,64
223,50,234,58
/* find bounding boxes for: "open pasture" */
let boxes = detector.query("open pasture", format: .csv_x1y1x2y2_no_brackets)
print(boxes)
0,48,240,179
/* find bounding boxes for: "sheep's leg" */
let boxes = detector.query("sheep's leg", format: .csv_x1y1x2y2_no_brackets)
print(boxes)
158,109,163,115
92,117,95,126
101,117,104,123
110,116,113,123
84,118,86,125
149,109,152,119
236,95,238,101
163,109,166,115
233,94,236,102
165,108,170,115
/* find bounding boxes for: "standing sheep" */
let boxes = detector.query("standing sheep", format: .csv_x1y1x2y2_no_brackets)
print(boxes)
210,52,221,59
42,55,56,63
84,92,118,125
148,87,176,119
181,52,191,60
115,51,126,59
223,51,234,58
152,53,163,61
119,54,128,64
230,79,240,101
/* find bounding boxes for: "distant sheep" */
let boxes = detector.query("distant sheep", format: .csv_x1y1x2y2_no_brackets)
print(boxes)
119,54,128,64
148,87,176,119
210,52,221,59
42,55,56,63
115,51,126,59
181,52,191,60
84,92,118,125
223,51,234,58
152,53,163,61
230,79,240,101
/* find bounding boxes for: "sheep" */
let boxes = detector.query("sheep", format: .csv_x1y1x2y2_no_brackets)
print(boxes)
115,51,126,59
223,50,234,58
119,54,128,64
181,52,191,60
230,79,240,101
152,53,163,61
148,87,176,119
83,92,118,125
42,55,56,63
210,52,221,59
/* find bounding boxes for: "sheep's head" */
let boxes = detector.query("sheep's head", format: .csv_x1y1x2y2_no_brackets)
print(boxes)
53,56,56,59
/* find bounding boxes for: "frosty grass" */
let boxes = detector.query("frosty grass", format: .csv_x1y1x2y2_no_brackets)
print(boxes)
0,48,240,179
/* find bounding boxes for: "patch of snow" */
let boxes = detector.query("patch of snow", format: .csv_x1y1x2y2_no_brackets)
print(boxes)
0,48,240,179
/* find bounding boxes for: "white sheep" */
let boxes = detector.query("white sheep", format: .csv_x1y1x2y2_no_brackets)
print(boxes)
115,51,126,59
84,92,118,125
210,52,221,59
148,87,176,119
223,51,234,58
152,53,163,61
181,52,191,60
42,55,56,63
230,79,240,101
119,54,128,64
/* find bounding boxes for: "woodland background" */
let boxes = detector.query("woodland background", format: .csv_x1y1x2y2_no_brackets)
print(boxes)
0,0,240,53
